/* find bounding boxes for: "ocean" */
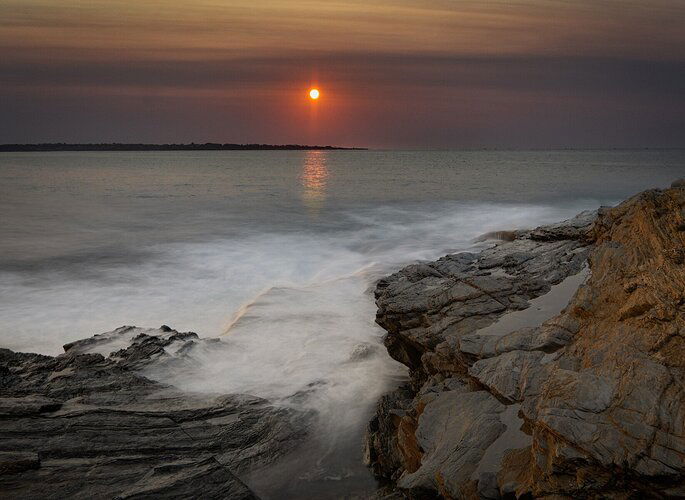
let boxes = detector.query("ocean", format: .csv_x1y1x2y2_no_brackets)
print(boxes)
1,149,683,496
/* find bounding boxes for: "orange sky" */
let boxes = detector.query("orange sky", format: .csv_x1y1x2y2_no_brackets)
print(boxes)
1,0,684,147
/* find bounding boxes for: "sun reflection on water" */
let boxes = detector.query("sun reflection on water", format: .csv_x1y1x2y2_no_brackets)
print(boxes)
300,151,329,214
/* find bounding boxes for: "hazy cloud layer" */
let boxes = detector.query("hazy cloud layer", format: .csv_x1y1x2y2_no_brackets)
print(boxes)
1,0,684,147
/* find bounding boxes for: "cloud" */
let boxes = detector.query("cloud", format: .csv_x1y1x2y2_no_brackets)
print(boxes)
2,52,683,98
1,0,684,146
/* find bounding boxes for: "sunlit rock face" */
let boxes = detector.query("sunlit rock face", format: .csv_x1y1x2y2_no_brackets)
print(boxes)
366,184,685,498
0,326,311,499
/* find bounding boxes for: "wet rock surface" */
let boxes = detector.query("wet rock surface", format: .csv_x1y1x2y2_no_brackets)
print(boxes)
366,186,685,498
0,326,310,499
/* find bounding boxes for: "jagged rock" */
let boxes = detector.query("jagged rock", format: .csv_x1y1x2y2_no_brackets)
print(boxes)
0,326,311,499
374,210,593,380
366,185,685,498
365,384,415,482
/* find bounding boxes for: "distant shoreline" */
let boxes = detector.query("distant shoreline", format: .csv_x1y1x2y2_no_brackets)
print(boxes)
0,143,367,152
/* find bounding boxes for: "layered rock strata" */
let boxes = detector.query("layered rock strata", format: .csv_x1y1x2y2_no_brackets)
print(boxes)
0,326,310,499
366,184,685,499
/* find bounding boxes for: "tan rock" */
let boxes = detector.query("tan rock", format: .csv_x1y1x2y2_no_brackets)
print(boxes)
367,186,685,498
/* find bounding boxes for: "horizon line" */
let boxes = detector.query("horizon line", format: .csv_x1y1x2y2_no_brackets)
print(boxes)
0,143,367,152
2,143,685,153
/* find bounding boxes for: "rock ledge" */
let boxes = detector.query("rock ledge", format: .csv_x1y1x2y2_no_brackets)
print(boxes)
0,326,310,499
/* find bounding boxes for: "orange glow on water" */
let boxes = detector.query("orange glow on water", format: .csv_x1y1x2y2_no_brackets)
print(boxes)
300,150,328,213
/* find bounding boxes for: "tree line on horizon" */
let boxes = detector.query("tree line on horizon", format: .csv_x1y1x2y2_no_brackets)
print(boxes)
0,143,366,152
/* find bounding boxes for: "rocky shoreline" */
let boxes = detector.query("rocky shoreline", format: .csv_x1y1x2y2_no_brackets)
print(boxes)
2,182,684,499
365,181,685,498
0,326,311,498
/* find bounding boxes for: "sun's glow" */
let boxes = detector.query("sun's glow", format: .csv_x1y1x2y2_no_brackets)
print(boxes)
309,88,320,100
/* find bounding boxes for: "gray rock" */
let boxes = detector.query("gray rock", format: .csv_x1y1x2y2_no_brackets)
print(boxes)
476,471,501,499
0,452,40,474
364,384,415,482
375,213,593,376
397,390,505,497
468,350,545,402
0,327,311,499
367,186,685,498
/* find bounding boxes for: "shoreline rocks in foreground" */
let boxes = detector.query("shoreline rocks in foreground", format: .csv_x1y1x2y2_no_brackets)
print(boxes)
365,182,685,498
2,181,684,499
0,326,311,499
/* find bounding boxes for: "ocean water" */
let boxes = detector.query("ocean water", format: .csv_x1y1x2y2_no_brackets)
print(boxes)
1,150,683,496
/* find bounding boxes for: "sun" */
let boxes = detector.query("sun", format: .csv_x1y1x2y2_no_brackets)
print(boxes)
309,88,320,100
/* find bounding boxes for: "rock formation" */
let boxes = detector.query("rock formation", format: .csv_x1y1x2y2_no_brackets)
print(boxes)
366,185,685,498
3,183,685,499
0,326,310,499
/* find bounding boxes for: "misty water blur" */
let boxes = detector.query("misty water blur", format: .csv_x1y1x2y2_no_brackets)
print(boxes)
1,149,683,496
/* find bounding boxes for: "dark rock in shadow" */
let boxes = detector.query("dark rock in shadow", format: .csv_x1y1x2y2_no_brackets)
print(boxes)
0,326,311,499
